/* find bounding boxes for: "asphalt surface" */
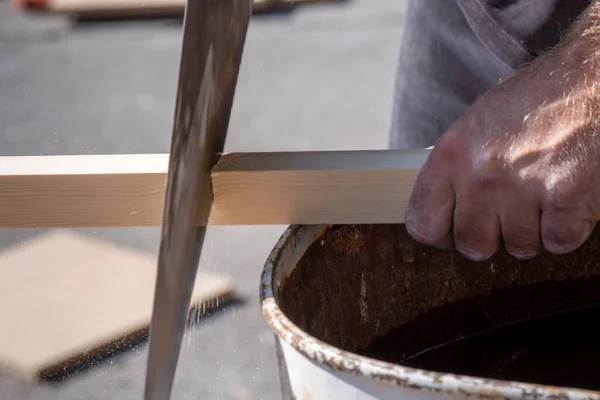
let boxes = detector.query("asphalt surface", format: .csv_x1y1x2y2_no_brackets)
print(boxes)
0,1,406,398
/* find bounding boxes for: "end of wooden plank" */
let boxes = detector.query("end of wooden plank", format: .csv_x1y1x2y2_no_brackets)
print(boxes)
0,154,169,228
209,149,432,225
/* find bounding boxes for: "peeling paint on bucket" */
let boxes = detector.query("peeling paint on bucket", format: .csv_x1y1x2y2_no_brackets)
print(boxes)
261,224,600,400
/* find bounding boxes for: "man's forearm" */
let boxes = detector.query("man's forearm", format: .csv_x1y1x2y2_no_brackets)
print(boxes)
559,0,600,71
573,0,600,38
514,0,600,104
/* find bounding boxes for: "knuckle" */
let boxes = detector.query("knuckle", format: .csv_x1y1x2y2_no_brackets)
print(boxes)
431,130,461,165
469,148,506,188
433,130,458,153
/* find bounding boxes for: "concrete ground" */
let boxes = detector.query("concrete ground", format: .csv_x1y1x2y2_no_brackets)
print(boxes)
0,0,406,398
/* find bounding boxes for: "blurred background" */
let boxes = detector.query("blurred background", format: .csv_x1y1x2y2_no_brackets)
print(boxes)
0,0,405,398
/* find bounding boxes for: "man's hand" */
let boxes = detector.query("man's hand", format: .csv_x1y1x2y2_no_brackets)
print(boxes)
405,3,600,261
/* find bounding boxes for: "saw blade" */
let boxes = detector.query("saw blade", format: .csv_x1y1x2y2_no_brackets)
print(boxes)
143,2,253,399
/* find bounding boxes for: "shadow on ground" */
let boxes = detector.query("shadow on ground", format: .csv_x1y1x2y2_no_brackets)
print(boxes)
39,296,247,384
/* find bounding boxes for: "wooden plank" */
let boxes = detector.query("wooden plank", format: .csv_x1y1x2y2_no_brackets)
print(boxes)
0,154,168,228
14,0,336,17
211,149,431,225
0,149,431,228
17,0,188,17
0,230,233,380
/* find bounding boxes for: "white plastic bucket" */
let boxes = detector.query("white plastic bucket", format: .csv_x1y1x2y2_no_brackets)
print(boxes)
261,224,600,400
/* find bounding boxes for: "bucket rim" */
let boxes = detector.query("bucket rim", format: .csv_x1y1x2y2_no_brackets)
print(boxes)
260,224,600,400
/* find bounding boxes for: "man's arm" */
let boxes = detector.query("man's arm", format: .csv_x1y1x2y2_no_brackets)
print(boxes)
404,0,600,260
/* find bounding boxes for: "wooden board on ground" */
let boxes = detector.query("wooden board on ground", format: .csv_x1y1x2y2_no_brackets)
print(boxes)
0,230,233,380
13,0,339,17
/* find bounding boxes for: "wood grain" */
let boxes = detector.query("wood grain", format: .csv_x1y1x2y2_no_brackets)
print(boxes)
211,149,431,225
0,230,233,380
0,154,168,228
0,149,432,228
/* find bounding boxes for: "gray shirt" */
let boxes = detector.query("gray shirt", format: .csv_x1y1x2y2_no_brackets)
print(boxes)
456,0,592,67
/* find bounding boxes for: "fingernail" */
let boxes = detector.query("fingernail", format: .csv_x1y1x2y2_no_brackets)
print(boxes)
457,246,489,262
509,250,538,260
405,216,439,243
543,242,574,255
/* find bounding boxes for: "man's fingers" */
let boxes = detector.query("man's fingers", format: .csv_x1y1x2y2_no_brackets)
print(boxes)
405,158,455,248
405,183,455,248
541,209,596,254
453,195,501,261
429,232,456,251
499,206,541,259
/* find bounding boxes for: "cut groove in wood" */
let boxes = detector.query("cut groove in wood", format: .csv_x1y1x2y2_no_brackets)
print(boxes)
0,149,432,228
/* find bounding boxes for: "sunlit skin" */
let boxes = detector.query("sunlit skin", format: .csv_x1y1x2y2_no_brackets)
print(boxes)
405,2,600,261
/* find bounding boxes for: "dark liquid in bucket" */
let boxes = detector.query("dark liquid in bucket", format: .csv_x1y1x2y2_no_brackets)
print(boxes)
359,299,600,390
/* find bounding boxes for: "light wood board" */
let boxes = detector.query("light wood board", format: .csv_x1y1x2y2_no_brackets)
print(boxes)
211,149,431,225
14,0,337,17
0,153,169,228
0,230,233,380
0,149,432,228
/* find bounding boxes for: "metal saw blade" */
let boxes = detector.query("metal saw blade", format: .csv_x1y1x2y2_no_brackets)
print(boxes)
143,2,253,399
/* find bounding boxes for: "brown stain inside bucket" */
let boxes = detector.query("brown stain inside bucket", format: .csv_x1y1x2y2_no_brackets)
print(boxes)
278,224,600,390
